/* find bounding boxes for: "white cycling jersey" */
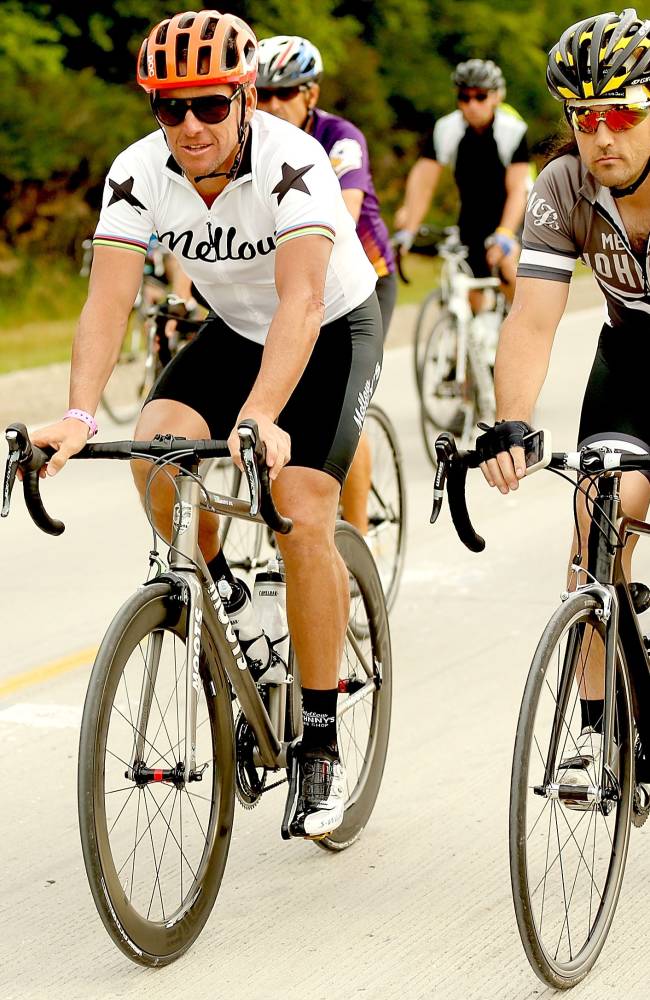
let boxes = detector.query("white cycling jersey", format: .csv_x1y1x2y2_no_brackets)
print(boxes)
94,110,377,344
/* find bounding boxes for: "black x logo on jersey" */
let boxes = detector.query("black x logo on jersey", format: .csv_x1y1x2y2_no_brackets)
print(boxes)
108,176,148,214
272,162,314,205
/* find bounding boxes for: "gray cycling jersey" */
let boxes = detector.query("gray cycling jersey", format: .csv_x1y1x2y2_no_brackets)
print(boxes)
518,153,650,328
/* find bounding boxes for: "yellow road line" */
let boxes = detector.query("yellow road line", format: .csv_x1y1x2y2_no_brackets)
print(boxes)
0,647,97,699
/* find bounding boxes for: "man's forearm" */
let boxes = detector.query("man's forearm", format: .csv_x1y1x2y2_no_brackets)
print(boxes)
498,184,527,235
242,295,324,419
401,160,438,232
69,301,130,414
494,315,552,422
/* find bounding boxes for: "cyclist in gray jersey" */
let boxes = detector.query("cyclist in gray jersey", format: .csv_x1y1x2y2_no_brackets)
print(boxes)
476,9,650,801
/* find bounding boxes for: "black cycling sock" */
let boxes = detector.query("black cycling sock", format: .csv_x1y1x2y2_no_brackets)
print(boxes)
207,548,235,585
301,688,338,756
580,698,604,734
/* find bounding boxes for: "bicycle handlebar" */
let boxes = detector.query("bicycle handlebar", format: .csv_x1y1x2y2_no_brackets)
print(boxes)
430,433,650,553
2,420,292,537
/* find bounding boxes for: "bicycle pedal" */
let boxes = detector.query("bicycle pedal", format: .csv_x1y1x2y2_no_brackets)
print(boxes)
280,740,300,841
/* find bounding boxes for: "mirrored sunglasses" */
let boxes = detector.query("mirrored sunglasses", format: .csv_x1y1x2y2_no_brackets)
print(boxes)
567,102,650,134
152,87,242,127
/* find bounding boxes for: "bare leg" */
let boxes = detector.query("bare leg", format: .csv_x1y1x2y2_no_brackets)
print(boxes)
272,467,347,690
340,433,371,534
569,470,650,699
130,399,222,562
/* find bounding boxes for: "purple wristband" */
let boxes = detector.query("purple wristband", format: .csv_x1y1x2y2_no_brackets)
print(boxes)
63,408,98,438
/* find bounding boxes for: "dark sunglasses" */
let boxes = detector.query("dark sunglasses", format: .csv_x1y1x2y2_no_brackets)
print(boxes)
458,90,489,103
152,86,242,127
256,85,306,103
566,102,650,134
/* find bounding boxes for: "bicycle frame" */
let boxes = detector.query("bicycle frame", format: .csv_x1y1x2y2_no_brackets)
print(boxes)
444,259,501,433
540,471,650,806
132,464,287,790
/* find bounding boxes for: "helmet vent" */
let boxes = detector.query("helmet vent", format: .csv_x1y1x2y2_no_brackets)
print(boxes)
156,23,168,46
176,33,190,77
202,16,218,41
178,13,196,31
155,50,167,80
197,45,212,75
224,28,239,70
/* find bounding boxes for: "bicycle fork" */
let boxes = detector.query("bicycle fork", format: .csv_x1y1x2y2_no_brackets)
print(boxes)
536,586,621,811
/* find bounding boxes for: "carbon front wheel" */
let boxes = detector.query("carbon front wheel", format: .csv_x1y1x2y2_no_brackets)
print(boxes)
510,593,633,989
78,582,235,966
316,522,392,851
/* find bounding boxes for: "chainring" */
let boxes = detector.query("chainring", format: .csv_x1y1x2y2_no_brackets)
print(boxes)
235,710,266,809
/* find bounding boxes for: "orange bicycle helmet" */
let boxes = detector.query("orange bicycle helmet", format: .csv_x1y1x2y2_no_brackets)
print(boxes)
137,10,257,93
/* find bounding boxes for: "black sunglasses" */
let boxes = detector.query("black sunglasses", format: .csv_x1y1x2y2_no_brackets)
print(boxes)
458,90,489,103
256,85,306,104
152,86,243,127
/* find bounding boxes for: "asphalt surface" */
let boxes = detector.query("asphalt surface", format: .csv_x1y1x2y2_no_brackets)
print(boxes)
2,297,650,1000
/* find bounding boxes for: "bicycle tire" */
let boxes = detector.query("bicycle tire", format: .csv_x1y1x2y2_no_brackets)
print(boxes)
413,288,441,393
418,312,478,468
316,521,392,851
100,321,156,426
510,593,633,989
78,581,235,966
364,403,406,613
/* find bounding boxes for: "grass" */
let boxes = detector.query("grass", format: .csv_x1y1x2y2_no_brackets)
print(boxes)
0,256,86,374
0,319,77,374
395,253,442,307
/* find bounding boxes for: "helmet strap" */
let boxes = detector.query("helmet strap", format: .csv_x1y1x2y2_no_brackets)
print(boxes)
611,153,650,198
300,108,314,132
194,88,248,183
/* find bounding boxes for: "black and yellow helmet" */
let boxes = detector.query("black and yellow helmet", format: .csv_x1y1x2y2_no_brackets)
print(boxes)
547,8,650,101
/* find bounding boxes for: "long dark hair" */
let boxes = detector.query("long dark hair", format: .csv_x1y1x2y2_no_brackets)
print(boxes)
542,120,579,165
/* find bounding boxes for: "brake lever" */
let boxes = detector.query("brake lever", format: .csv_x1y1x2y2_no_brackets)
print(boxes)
238,424,261,516
1,438,21,518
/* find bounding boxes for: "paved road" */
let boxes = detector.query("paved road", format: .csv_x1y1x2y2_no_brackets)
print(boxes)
2,303,650,1000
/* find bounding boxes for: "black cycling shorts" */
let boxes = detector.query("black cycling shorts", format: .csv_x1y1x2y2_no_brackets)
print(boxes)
146,292,383,486
578,322,650,461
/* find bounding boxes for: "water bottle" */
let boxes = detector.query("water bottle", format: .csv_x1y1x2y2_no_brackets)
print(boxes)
471,310,500,367
217,577,272,681
252,558,289,685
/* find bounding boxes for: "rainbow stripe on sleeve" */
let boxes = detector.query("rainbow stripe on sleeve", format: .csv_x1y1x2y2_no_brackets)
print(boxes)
275,223,336,247
92,234,150,255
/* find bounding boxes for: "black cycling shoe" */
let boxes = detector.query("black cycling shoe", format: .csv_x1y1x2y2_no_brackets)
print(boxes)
281,744,346,840
630,582,650,615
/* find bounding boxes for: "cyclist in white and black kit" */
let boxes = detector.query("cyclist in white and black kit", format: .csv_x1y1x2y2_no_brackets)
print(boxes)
395,59,530,307
476,9,650,803
29,10,383,839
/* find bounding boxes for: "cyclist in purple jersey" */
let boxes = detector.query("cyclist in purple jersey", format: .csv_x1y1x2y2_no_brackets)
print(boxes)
256,36,397,341
256,36,397,539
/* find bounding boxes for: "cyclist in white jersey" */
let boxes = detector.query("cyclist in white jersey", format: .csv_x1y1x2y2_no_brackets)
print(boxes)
476,9,650,803
29,9,383,839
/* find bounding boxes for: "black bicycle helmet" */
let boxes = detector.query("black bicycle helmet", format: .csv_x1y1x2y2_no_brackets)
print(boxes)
547,8,650,101
452,59,505,92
